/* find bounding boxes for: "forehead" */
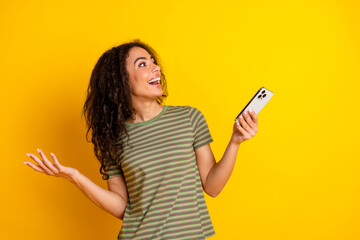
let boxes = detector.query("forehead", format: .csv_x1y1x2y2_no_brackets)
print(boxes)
127,47,152,61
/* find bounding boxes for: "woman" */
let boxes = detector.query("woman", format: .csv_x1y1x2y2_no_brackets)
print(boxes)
24,39,259,239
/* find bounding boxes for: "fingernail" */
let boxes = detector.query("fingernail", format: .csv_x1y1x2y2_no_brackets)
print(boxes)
37,149,41,153
249,109,253,113
24,162,27,165
51,152,54,157
240,115,244,119
244,111,248,115
26,153,31,157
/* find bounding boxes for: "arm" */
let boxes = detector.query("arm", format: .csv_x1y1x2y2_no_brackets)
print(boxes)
195,141,240,197
24,149,128,220
196,109,259,197
70,172,128,220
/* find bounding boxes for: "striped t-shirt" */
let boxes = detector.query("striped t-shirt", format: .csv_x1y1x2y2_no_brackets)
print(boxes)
104,105,215,239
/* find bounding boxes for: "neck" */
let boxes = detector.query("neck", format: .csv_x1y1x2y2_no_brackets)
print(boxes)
127,100,164,123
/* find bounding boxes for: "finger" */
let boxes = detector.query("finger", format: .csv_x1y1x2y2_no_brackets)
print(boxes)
236,123,251,140
241,115,256,137
238,113,252,132
27,152,53,175
24,161,47,174
248,109,258,126
235,119,249,136
243,110,256,129
37,149,59,174
50,152,62,172
244,110,258,135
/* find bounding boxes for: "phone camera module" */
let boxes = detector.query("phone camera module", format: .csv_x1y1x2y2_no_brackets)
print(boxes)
258,92,267,100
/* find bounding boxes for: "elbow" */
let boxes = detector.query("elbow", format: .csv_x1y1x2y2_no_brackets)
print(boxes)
115,211,125,220
117,208,126,220
109,206,125,220
209,192,219,198
104,209,124,220
205,189,220,198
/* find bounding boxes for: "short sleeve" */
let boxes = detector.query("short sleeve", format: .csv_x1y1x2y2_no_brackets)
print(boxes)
103,164,124,180
188,106,213,150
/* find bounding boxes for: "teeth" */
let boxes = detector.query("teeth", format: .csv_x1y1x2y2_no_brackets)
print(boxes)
148,77,160,83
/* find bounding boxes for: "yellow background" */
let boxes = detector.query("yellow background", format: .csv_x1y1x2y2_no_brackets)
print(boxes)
1,0,359,239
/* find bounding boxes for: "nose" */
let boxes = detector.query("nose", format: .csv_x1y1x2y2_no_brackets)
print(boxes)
152,62,160,73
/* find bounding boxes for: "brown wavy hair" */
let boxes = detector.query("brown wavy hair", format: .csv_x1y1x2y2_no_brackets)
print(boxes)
81,39,168,180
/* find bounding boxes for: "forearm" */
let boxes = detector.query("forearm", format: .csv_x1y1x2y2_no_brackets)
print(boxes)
205,139,240,197
69,171,127,220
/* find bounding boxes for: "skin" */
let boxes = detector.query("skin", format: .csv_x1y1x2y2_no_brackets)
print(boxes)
196,109,258,197
125,47,164,123
24,46,259,220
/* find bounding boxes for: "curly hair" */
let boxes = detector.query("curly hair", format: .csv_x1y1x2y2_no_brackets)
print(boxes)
81,39,168,180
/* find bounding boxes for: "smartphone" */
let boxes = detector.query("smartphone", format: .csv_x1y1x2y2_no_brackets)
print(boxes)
235,87,274,121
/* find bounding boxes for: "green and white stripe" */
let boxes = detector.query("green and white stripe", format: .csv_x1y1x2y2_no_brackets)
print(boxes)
105,105,215,239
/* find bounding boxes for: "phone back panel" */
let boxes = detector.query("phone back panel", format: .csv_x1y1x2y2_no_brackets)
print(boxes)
235,87,274,121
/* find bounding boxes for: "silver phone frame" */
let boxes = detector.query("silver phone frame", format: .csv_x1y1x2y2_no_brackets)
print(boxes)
235,87,274,121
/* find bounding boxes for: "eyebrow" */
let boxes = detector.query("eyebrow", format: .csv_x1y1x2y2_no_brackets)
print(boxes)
134,56,154,66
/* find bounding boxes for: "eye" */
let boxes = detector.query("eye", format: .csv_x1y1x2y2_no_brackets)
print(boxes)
139,62,146,67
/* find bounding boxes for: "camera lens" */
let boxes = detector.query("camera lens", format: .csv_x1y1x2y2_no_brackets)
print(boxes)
263,94,267,98
262,90,266,94
258,95,262,99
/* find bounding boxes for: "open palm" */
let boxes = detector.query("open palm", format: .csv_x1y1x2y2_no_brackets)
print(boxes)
24,149,78,182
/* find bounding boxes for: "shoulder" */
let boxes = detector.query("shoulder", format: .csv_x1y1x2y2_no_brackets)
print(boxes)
166,104,190,114
166,105,203,116
167,106,207,129
186,105,205,119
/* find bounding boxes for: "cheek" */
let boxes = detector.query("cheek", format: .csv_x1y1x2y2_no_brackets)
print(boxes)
133,72,150,89
129,74,149,94
129,72,143,86
135,70,149,81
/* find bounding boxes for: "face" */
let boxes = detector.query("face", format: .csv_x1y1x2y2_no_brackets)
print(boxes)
125,46,162,102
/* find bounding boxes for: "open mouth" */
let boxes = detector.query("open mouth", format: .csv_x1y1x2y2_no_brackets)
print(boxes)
147,77,161,86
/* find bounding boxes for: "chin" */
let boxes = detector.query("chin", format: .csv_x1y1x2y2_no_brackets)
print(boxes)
146,93,163,101
139,88,163,100
154,89,163,98
154,94,163,100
